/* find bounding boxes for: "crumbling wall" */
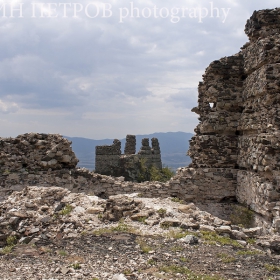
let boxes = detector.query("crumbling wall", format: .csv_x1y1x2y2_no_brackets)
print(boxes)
0,133,78,172
189,55,244,168
188,8,280,233
185,54,244,202
124,135,136,155
95,135,162,181
235,9,280,231
95,139,121,176
0,167,236,205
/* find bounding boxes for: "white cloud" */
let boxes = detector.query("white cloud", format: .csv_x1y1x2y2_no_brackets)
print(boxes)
0,0,279,138
0,100,19,113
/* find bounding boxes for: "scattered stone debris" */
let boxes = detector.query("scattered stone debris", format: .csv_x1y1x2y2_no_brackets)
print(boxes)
0,186,280,279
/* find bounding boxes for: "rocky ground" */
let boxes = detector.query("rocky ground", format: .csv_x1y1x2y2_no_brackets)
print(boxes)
1,186,280,280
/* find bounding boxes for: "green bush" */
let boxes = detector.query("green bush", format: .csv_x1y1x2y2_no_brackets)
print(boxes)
137,159,175,183
59,204,73,216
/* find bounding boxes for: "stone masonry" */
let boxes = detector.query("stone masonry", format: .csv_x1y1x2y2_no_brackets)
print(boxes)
124,135,136,155
189,8,280,233
0,133,78,172
95,135,162,181
95,139,121,176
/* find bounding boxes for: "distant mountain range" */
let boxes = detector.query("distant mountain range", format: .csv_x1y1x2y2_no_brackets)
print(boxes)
65,132,193,171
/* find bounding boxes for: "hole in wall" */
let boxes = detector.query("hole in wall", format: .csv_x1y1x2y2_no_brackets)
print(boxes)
219,196,237,203
98,192,108,199
209,102,216,109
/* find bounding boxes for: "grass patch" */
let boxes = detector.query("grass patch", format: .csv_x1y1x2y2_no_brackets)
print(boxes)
160,222,172,230
171,197,184,204
6,236,17,246
72,263,81,270
58,250,68,256
160,265,223,279
138,217,147,224
59,204,73,216
147,259,157,265
157,208,167,217
92,220,137,235
264,264,280,272
217,253,236,263
123,269,133,275
237,250,262,256
201,231,242,248
0,245,13,255
165,229,196,239
170,245,184,252
0,236,17,255
247,238,256,245
136,237,153,253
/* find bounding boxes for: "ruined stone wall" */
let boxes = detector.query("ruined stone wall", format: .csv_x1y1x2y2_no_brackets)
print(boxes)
188,54,244,168
0,167,236,205
95,139,121,176
188,8,280,233
0,133,235,206
124,135,136,155
0,133,78,172
235,9,280,231
95,135,162,181
185,53,244,205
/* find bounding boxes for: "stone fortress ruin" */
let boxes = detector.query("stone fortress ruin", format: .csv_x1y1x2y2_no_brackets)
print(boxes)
0,8,280,235
95,135,162,181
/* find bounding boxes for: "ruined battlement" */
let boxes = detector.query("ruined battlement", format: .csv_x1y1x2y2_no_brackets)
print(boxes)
95,135,162,181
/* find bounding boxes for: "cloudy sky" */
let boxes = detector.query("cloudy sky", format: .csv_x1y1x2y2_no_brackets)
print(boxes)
0,0,279,139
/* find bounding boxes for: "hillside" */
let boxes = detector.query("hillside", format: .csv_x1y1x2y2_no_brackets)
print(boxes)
65,132,193,171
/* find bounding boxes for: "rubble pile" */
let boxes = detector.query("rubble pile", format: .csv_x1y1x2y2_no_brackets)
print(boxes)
0,133,78,172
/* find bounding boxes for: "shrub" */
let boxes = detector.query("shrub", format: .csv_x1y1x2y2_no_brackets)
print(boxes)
157,208,167,217
59,204,73,216
0,236,17,255
6,236,17,246
230,205,254,228
72,263,81,270
137,159,175,183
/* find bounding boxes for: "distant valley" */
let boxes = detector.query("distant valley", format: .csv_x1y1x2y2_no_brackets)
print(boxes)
65,132,193,171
